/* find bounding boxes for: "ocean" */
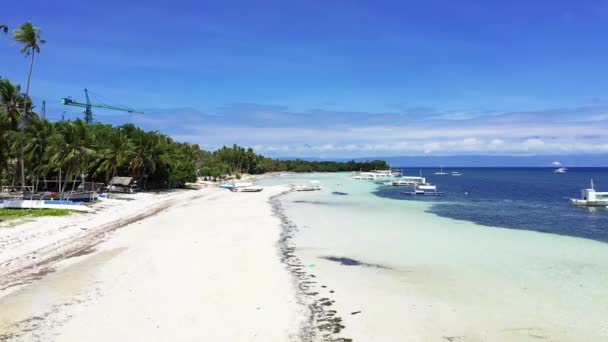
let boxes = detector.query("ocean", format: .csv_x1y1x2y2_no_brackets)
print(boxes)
375,167,608,243
260,169,608,341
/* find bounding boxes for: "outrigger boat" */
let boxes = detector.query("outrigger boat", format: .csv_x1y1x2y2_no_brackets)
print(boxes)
570,179,608,207
219,181,253,189
230,186,264,193
0,199,94,212
294,180,322,191
384,176,427,186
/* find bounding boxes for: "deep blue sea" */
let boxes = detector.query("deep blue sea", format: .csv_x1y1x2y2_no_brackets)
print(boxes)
374,168,608,243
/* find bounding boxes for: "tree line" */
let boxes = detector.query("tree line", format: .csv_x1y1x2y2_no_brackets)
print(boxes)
1,21,388,190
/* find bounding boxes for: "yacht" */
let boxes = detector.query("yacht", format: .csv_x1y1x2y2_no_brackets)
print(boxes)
554,167,567,173
451,171,462,176
433,166,448,175
570,179,608,206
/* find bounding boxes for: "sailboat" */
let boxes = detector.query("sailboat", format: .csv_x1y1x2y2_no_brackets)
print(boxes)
433,166,448,175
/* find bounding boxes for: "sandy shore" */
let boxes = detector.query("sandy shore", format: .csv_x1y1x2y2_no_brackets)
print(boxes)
0,185,302,341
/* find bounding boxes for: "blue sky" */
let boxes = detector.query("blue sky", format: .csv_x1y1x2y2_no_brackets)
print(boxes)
2,0,608,158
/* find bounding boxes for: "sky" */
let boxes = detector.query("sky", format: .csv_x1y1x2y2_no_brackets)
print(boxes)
2,0,608,161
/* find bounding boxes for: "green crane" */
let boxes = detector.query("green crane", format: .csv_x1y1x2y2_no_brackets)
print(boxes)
61,88,143,123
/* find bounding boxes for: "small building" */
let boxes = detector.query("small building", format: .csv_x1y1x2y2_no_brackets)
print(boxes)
107,177,137,193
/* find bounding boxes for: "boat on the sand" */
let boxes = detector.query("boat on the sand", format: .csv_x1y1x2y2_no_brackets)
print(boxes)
0,199,94,212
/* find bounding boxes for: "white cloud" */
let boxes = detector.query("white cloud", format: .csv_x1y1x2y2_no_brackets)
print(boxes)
135,104,608,157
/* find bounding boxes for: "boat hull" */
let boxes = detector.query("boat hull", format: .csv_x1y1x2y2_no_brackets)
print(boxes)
570,199,608,207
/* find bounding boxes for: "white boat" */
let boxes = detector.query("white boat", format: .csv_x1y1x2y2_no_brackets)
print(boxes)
554,167,568,173
294,184,322,191
433,166,448,175
232,186,264,193
416,183,437,191
387,176,427,186
294,180,322,191
352,170,398,180
451,171,462,176
0,199,94,212
570,179,608,206
219,181,254,189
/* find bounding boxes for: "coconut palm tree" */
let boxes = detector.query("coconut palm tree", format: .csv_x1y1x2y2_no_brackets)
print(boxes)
13,22,45,192
0,78,25,130
24,114,57,191
91,130,134,182
49,120,94,195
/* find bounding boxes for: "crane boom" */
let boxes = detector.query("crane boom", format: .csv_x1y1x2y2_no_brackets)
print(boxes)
61,88,143,123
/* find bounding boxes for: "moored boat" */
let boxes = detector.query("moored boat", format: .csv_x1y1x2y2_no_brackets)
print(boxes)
570,179,608,206
387,176,427,186
433,166,448,175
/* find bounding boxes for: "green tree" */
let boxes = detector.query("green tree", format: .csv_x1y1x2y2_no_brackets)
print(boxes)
49,120,94,194
13,22,46,191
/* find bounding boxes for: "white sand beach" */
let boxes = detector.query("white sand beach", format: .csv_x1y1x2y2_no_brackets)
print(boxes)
0,185,302,341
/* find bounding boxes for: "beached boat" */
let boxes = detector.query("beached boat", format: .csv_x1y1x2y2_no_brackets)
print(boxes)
554,167,568,173
570,179,608,206
219,181,254,189
231,186,264,193
331,191,348,195
294,184,322,191
0,199,94,212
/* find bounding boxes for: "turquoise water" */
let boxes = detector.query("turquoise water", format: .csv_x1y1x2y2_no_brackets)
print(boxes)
261,172,608,341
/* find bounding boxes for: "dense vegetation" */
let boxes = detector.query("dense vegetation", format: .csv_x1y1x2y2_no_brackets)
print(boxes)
1,21,388,190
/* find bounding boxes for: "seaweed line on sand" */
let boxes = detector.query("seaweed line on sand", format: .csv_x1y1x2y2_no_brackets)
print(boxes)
270,192,352,342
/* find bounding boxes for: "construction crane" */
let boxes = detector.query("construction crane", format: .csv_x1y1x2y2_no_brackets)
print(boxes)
61,88,143,123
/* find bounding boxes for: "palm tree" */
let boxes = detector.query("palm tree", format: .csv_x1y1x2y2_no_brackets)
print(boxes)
0,78,25,130
91,130,134,182
13,22,45,192
49,120,94,195
24,114,57,191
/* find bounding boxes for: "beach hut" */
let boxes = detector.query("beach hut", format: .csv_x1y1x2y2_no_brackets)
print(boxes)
107,176,137,193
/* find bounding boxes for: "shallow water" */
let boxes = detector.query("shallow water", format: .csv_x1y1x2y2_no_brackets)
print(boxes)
260,171,608,340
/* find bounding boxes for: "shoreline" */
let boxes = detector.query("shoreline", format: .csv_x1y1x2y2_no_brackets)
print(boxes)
268,172,608,341
271,193,352,342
